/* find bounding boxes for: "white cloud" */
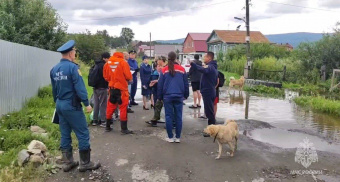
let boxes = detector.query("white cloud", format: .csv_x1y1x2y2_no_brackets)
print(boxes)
49,0,340,40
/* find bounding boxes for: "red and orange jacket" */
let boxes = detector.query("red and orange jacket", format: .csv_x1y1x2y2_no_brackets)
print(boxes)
103,52,132,91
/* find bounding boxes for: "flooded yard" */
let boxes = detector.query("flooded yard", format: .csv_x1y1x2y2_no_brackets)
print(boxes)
223,89,340,153
187,88,340,155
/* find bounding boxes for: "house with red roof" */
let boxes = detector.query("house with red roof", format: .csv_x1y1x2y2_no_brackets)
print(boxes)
180,33,210,62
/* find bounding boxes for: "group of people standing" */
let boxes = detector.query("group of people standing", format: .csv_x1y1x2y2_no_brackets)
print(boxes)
50,39,220,173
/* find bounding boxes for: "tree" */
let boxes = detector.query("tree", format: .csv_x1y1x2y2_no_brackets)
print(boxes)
120,27,134,46
0,0,67,50
295,32,340,80
69,30,109,65
96,29,111,47
335,21,340,34
110,36,125,48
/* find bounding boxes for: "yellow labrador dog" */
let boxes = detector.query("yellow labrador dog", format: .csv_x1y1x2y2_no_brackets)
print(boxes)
203,120,239,159
228,76,245,94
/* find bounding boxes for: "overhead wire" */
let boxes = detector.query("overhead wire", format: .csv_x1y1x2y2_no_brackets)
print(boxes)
69,0,238,22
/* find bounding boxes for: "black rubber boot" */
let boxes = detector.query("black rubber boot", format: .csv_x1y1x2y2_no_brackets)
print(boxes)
151,120,157,127
105,119,112,132
61,149,79,172
78,149,101,172
120,121,133,134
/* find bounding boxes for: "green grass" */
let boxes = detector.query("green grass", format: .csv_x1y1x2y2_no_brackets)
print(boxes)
220,71,241,86
294,96,340,117
0,87,60,181
244,85,285,97
0,61,91,181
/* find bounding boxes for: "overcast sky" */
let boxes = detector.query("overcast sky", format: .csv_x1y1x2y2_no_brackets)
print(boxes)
47,0,340,41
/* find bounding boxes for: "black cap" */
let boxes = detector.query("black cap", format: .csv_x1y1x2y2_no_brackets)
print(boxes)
129,50,137,54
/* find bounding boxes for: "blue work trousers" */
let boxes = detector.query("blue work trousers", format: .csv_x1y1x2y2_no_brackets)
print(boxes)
202,93,216,125
164,99,183,139
130,75,138,102
56,99,90,151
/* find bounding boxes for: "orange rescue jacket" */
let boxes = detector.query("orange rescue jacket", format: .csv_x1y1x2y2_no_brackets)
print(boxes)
103,52,132,91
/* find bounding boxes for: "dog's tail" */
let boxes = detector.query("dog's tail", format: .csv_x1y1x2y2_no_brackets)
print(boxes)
229,77,235,81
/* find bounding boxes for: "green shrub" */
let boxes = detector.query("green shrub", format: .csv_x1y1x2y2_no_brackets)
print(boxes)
244,85,284,97
37,87,53,98
219,57,247,76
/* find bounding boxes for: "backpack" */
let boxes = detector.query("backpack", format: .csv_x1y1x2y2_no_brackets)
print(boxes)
88,65,99,87
218,71,225,87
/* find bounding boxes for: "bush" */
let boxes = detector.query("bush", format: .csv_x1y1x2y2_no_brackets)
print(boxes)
219,57,247,76
244,85,284,97
37,87,53,98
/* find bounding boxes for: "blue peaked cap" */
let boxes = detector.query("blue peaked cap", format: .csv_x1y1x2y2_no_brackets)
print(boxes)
57,40,75,53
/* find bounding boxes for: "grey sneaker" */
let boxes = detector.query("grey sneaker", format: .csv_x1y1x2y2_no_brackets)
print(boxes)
174,138,180,143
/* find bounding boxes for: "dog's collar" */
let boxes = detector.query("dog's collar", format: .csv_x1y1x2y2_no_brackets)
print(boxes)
213,131,219,143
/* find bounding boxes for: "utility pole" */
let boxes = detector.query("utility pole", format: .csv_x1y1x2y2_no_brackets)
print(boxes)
245,0,251,78
149,32,152,58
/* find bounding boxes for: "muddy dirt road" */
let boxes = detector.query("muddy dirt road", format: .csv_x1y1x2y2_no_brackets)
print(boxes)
48,95,340,182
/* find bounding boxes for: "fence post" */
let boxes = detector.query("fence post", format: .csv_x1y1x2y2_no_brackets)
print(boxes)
283,66,286,82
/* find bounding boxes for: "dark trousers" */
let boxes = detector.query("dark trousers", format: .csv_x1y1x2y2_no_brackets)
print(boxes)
56,100,90,151
130,75,137,102
202,93,216,125
164,99,183,139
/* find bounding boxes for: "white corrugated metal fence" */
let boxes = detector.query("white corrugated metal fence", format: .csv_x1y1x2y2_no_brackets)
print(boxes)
0,39,60,117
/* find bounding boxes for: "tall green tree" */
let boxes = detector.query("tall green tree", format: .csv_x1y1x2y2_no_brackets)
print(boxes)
120,27,134,46
110,36,125,48
96,29,111,47
0,0,67,50
69,30,108,65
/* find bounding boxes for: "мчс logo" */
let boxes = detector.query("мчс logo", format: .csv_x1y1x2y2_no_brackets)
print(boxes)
294,138,318,168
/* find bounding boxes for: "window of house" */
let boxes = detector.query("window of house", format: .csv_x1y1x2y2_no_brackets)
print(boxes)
214,45,216,52
192,42,194,47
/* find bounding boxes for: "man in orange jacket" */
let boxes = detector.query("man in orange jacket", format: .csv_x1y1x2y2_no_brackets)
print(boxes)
103,52,133,134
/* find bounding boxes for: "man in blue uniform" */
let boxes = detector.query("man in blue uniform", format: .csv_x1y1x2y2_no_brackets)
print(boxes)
50,40,101,172
128,50,139,105
190,51,218,137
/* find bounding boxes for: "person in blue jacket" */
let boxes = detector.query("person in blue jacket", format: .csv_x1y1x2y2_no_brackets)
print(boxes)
128,50,139,106
158,52,189,143
149,58,160,109
50,40,101,172
190,51,218,137
140,55,152,110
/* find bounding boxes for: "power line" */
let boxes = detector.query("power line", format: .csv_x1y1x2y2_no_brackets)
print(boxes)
261,0,340,13
69,0,238,22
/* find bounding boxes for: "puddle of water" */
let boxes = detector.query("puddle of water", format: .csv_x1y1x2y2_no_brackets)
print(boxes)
249,128,340,155
215,89,340,144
